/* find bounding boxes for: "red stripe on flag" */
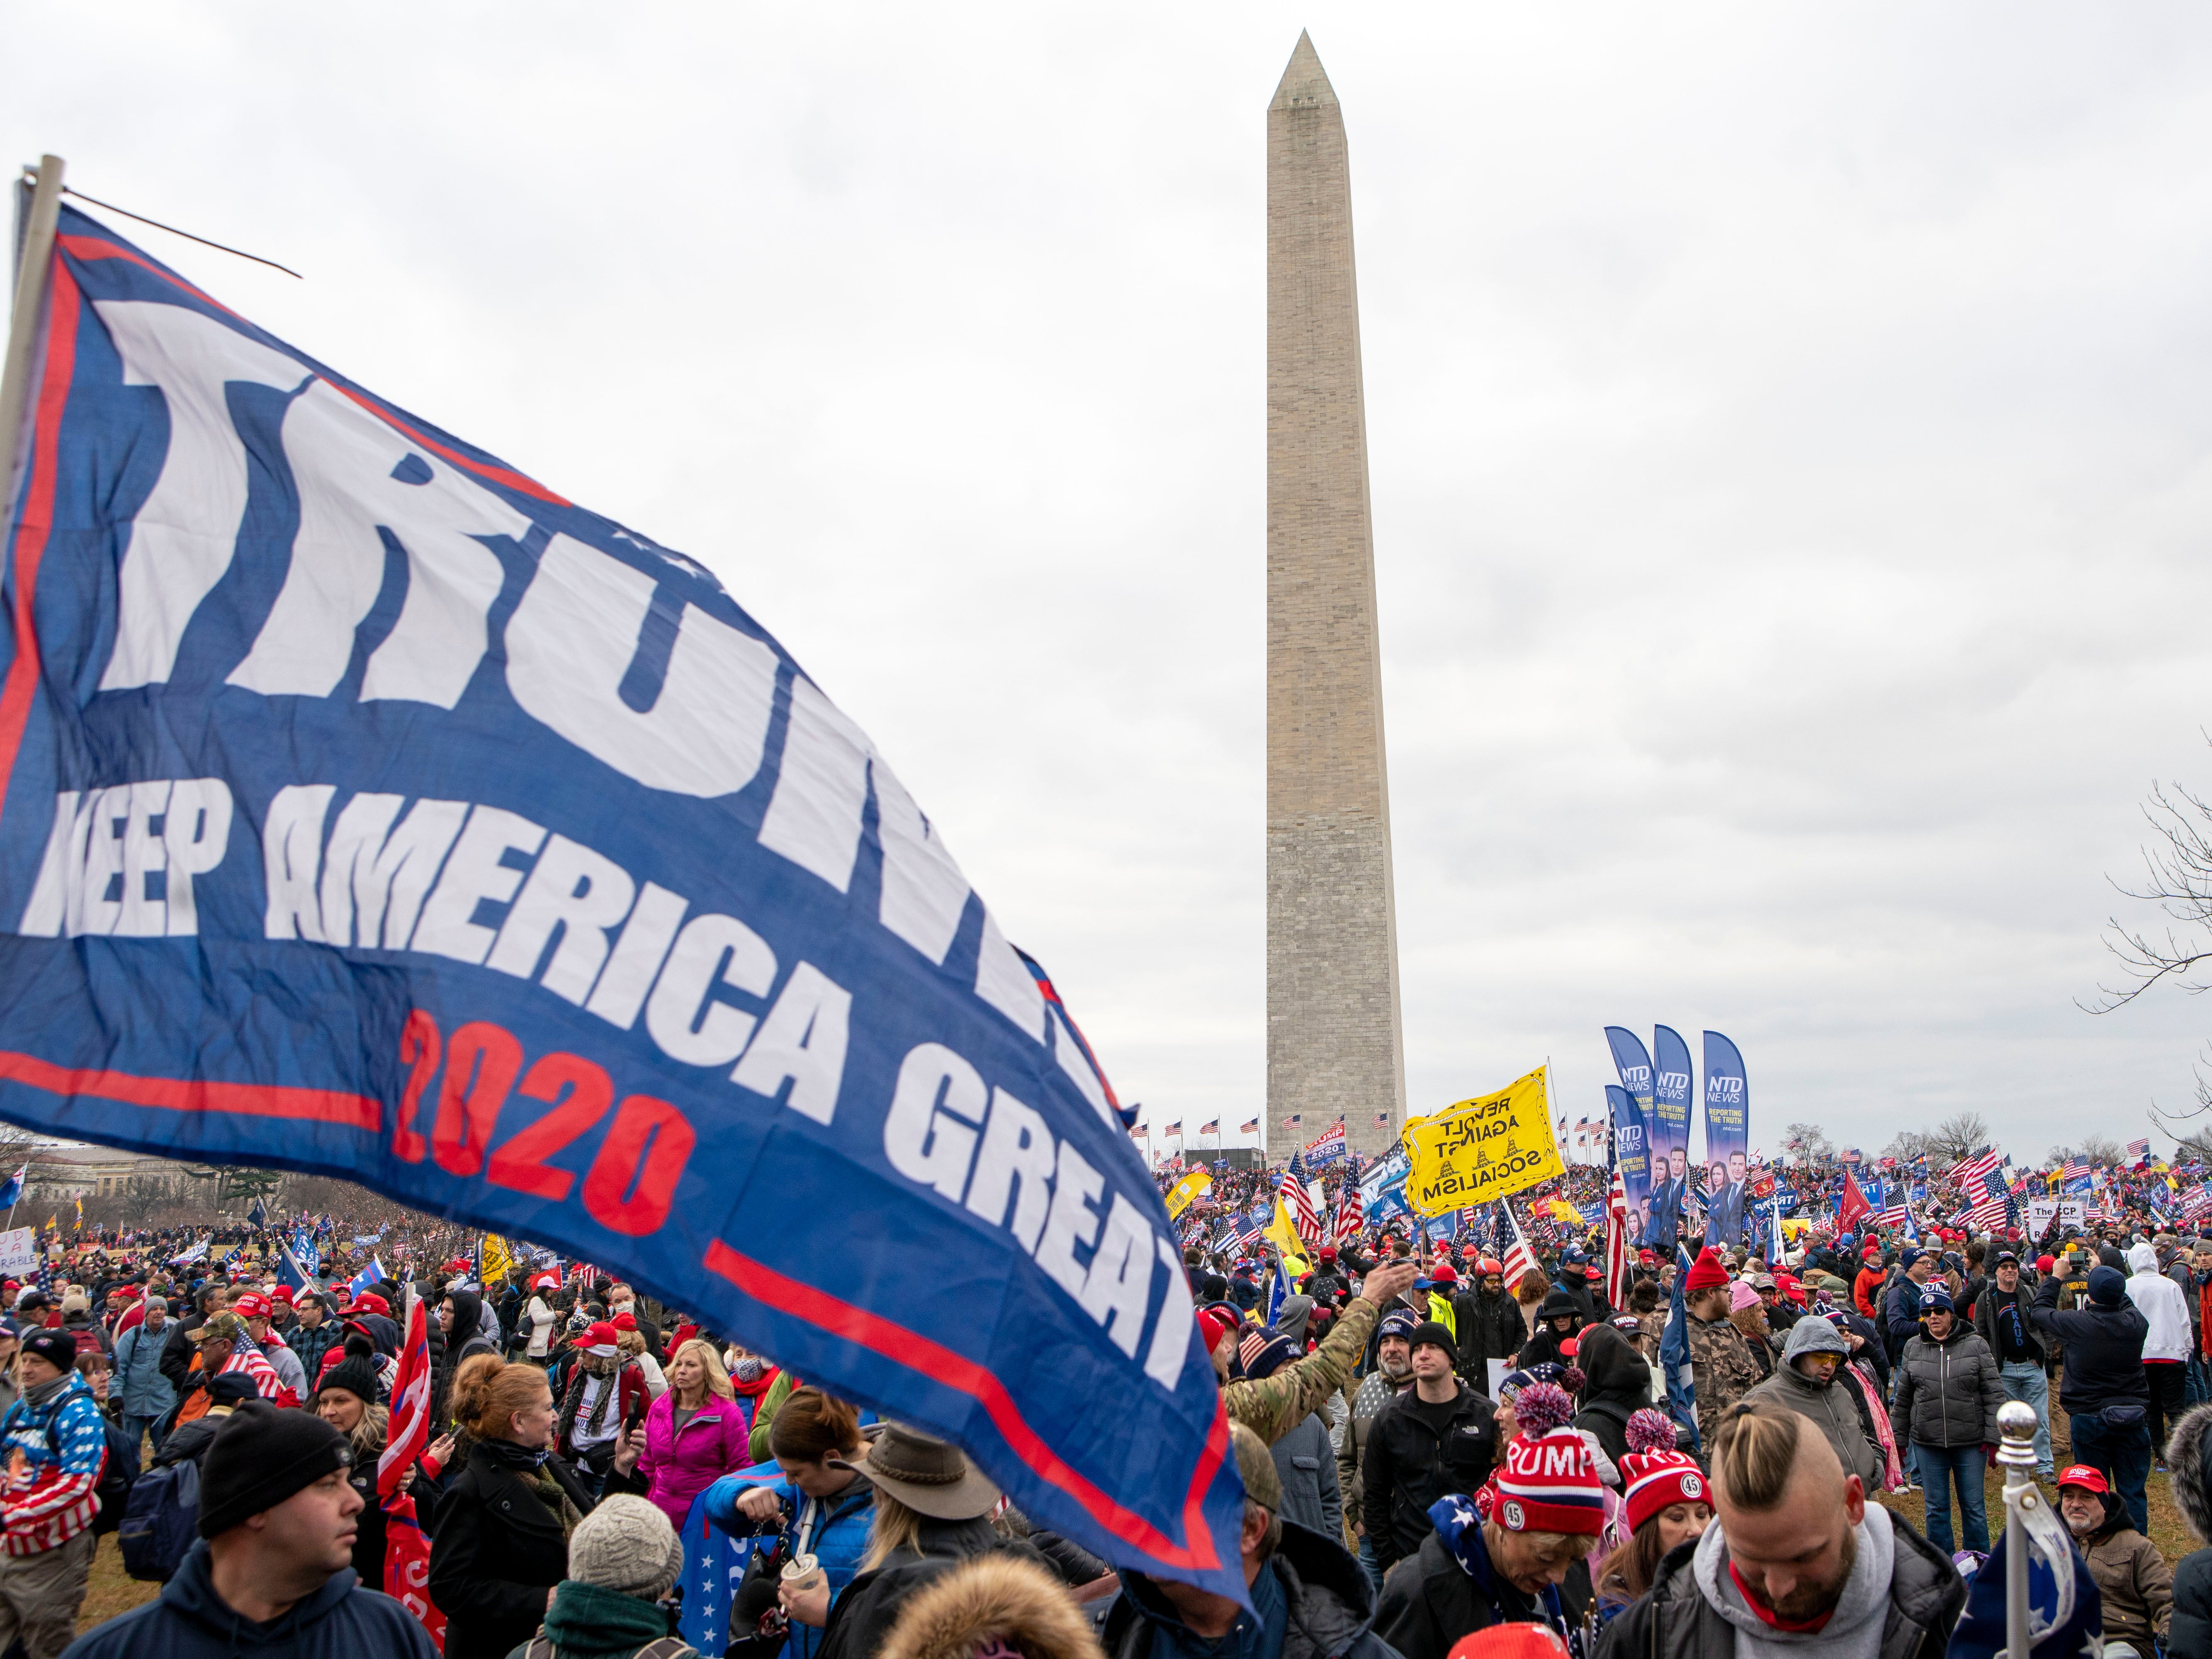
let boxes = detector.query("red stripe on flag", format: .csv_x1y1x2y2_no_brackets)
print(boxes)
0,1052,381,1131
704,1240,1226,1573
0,262,80,823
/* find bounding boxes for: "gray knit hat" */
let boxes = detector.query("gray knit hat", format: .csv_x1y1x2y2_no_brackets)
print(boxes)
567,1494,682,1598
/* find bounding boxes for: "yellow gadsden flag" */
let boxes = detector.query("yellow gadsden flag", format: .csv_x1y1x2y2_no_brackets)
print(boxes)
1263,1199,1313,1279
481,1233,515,1287
1164,1169,1214,1220
1403,1068,1563,1217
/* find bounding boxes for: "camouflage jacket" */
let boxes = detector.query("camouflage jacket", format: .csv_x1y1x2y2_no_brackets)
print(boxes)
1226,1297,1380,1447
1687,1312,1765,1429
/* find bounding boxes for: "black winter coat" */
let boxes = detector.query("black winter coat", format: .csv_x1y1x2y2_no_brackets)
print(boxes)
2029,1274,2149,1414
425,1438,596,1659
1449,1289,1524,1381
2167,1401,2212,1658
1360,1384,1499,1573
1571,1323,1652,1467
1108,1523,1395,1659
1373,1524,1584,1659
1890,1326,2003,1450
819,1518,1046,1659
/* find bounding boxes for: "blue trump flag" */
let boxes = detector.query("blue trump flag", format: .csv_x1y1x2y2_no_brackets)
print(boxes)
0,208,1244,1595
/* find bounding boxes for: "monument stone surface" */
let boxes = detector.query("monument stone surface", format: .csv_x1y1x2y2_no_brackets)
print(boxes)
1266,32,1408,1159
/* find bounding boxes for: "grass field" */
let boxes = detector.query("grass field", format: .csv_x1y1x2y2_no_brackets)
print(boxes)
1873,1399,2205,1567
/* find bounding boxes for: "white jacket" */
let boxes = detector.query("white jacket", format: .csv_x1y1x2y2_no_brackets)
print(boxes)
2126,1244,2193,1363
525,1294,556,1358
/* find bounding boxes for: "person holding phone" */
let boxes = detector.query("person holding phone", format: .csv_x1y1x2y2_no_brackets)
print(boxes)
555,1320,649,1498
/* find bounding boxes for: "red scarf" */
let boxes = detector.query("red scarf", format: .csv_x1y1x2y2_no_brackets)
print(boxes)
1729,1563,1835,1634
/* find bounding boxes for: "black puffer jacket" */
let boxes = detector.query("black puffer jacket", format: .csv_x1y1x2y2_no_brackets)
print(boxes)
2168,1401,2212,1659
1890,1324,2003,1450
1360,1384,1499,1573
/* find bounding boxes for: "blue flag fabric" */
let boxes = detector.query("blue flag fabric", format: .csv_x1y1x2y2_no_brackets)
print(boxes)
1659,1239,1697,1449
675,1487,761,1655
1698,1031,1747,1248
0,1163,21,1210
0,207,1242,1596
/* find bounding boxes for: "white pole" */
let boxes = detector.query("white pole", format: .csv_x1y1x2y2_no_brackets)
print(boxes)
1,156,65,516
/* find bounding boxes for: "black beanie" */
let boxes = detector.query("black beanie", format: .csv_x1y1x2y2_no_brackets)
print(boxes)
198,1401,352,1537
20,1329,76,1375
318,1354,381,1407
1408,1320,1456,1358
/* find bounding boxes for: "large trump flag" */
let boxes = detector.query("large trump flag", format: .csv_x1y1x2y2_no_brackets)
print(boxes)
0,206,1244,1595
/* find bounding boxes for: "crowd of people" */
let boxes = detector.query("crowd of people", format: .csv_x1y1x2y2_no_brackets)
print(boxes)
5,1179,2212,1657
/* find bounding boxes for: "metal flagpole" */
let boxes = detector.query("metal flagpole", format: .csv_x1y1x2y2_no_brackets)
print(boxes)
2,156,64,514
1996,1399,2039,1656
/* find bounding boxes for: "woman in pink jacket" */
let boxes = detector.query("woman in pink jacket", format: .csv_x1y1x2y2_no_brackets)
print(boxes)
635,1338,754,1525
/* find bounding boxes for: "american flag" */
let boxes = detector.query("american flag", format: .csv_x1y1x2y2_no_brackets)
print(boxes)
1375,1112,1390,1127
1877,1205,1910,1228
1499,1200,1540,1288
1199,1119,1219,1135
1284,1114,1302,1128
1278,1169,1323,1249
1603,1168,1630,1310
1948,1149,2003,1191
1230,1207,1266,1251
2127,1138,2151,1159
1240,1118,1259,1135
1334,1189,1363,1243
1163,1119,1181,1137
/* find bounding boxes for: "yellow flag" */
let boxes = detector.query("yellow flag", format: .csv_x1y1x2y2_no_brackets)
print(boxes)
481,1234,514,1285
1546,1199,1582,1226
1403,1068,1563,1216
1263,1199,1312,1278
1165,1170,1214,1220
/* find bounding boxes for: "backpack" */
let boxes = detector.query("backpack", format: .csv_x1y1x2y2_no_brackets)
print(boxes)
117,1457,200,1581
92,1417,142,1535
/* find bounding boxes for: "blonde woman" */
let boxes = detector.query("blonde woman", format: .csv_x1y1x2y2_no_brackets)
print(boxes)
623,1336,751,1526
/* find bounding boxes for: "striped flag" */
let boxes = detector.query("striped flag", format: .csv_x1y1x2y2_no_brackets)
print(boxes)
1200,1119,1220,1136
2127,1138,2151,1159
1240,1118,1259,1136
1279,1170,1322,1248
1604,1168,1629,1311
1500,1200,1540,1289
1334,1189,1363,1244
1947,1148,2002,1192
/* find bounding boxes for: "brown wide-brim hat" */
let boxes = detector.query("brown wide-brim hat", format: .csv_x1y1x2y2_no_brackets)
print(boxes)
832,1423,999,1520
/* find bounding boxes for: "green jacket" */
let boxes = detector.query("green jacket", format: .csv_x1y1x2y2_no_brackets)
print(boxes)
1226,1298,1379,1446
747,1369,797,1463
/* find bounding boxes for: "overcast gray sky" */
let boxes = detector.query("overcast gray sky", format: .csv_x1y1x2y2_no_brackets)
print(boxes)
12,5,2212,1165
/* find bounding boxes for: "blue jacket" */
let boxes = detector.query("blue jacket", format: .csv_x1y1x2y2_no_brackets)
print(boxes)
111,1323,177,1420
702,1459,876,1659
61,1540,436,1659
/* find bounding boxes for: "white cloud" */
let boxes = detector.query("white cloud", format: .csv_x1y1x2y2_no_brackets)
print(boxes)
12,3,2212,1161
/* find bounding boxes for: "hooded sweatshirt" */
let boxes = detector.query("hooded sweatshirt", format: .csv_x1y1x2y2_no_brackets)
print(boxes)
2126,1243,2193,1364
1693,1501,1897,1659
62,1540,438,1659
1740,1319,1884,1489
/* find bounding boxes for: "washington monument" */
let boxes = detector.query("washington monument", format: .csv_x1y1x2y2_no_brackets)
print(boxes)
1267,32,1408,1159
